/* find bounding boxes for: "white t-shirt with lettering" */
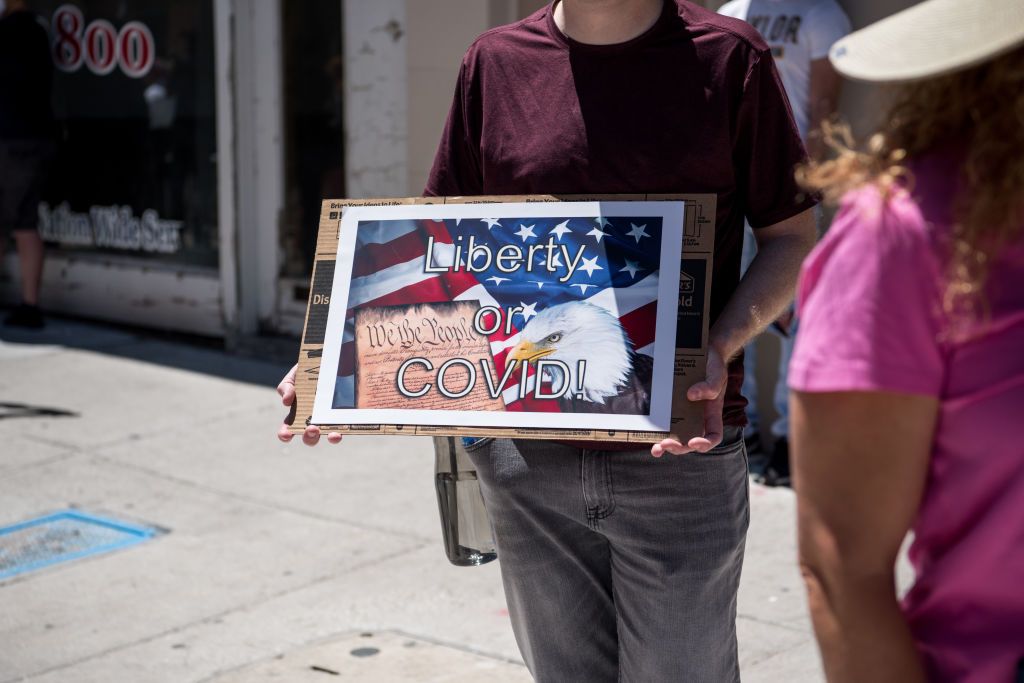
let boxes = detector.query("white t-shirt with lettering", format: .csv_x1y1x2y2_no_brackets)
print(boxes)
718,0,850,139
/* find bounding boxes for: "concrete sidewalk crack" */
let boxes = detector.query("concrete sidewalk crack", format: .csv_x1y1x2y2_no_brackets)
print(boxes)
0,404,267,455
737,612,809,634
389,629,527,667
195,628,527,683
34,401,278,454
9,433,83,452
741,632,815,669
0,451,78,476
91,454,433,543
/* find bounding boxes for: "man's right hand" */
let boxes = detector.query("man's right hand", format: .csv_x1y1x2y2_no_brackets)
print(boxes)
276,364,343,446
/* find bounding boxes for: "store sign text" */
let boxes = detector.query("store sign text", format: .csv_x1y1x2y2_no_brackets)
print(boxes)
38,203,184,254
52,5,155,78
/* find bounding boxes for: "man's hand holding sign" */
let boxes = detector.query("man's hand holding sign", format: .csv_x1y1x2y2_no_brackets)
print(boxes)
653,208,816,456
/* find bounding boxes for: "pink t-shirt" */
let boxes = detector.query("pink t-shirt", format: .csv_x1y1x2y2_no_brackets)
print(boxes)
790,153,1024,682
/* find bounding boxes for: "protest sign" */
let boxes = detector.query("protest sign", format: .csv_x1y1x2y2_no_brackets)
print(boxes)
291,194,715,443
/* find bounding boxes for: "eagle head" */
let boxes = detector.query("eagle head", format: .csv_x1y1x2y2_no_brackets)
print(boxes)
507,301,634,404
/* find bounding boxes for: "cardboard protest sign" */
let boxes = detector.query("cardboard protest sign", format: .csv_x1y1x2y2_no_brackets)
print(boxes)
292,194,715,444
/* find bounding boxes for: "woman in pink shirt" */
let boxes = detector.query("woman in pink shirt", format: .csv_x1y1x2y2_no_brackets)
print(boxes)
789,1,1024,681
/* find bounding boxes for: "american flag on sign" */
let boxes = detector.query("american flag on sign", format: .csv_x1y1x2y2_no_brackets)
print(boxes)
333,215,665,415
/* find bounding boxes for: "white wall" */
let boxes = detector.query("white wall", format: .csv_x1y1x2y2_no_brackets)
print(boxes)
343,0,409,198
405,1,489,195
404,1,547,195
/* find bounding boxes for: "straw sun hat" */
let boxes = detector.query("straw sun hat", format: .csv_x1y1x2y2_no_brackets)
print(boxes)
829,0,1024,83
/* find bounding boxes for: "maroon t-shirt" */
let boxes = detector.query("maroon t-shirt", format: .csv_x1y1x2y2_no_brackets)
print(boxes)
425,0,814,433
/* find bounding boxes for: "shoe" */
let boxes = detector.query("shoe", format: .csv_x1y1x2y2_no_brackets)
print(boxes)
3,303,45,329
760,437,791,488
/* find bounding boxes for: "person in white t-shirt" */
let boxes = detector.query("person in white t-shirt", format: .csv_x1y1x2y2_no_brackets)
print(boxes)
717,0,850,486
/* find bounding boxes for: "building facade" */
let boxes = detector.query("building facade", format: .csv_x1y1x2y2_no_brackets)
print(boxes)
1,0,911,342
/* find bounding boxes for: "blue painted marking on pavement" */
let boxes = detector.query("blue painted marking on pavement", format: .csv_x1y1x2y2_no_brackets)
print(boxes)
0,510,157,581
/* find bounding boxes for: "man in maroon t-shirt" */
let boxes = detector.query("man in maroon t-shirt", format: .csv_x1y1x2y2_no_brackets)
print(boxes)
280,0,816,679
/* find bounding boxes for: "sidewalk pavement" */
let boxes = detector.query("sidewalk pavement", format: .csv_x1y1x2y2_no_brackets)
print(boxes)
2,316,829,682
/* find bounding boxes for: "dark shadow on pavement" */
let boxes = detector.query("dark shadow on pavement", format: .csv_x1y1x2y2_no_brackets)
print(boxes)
0,310,297,389
0,402,79,420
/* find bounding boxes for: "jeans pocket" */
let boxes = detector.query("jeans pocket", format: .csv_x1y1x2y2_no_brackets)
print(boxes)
461,436,494,453
692,433,745,458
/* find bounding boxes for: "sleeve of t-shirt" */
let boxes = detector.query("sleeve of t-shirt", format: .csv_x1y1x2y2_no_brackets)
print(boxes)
807,1,852,60
716,0,748,20
788,187,946,396
734,48,817,229
423,58,484,197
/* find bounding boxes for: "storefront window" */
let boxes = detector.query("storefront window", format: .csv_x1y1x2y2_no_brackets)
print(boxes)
35,0,218,267
281,0,344,278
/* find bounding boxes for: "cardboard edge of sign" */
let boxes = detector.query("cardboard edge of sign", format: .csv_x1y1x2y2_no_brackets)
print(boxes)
290,193,717,444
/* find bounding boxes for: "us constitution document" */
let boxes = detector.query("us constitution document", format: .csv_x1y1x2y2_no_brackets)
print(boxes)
352,301,505,412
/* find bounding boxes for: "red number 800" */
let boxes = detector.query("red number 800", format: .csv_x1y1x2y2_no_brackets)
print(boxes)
52,5,155,79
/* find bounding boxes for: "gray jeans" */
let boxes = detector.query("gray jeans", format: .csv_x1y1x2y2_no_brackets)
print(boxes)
465,428,749,682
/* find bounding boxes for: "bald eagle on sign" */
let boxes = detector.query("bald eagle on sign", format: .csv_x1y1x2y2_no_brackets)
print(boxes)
507,301,654,415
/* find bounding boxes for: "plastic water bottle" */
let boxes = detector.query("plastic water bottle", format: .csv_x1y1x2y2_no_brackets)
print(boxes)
433,436,497,566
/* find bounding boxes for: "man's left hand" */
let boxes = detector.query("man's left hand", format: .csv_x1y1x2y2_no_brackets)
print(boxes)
651,346,727,457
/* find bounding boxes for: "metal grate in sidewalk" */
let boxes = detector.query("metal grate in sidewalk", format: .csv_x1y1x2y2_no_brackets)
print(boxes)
0,510,157,581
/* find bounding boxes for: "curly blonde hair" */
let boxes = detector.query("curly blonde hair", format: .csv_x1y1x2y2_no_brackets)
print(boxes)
798,46,1024,316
